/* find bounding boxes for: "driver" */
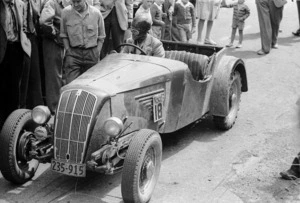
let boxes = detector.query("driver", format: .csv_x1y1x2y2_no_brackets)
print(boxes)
122,16,165,57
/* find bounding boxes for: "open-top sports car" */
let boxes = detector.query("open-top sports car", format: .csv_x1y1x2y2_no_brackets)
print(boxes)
0,41,247,203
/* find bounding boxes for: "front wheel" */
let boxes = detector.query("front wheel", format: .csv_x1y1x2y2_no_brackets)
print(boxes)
0,109,40,184
121,129,162,203
213,71,242,130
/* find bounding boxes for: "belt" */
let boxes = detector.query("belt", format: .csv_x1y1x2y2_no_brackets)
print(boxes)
71,46,97,50
7,40,20,45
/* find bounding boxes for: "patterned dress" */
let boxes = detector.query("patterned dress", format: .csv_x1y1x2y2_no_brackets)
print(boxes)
195,0,222,20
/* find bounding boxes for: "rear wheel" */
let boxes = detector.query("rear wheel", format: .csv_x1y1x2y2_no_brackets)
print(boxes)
0,109,40,184
213,71,242,130
121,129,162,203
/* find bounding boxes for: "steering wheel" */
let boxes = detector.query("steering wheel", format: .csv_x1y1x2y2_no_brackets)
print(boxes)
115,43,147,55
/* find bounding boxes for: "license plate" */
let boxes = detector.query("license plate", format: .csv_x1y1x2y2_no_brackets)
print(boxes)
153,93,164,122
51,159,86,177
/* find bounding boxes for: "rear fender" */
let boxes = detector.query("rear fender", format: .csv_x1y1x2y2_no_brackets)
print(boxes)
210,56,248,117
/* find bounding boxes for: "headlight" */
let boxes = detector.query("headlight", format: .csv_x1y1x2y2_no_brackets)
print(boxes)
32,106,51,125
103,117,124,137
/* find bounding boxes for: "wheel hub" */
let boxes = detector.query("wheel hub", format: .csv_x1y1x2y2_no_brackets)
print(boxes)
18,131,34,161
140,149,155,193
146,160,155,180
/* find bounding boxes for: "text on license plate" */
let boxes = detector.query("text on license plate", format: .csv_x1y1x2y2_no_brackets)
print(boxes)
51,160,86,177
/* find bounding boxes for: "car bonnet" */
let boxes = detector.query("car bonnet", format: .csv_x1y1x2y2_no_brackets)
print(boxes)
65,54,182,95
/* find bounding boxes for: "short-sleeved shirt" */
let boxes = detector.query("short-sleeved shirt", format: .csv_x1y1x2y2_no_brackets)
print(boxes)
60,4,105,48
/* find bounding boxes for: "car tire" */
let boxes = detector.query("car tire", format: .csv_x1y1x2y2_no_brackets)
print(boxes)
121,129,162,203
0,109,40,184
213,71,242,130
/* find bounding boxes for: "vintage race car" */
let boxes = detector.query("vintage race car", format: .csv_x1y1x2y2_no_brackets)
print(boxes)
0,41,247,203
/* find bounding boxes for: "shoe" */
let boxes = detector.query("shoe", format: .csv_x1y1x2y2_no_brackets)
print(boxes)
235,43,242,48
226,43,234,48
292,29,300,36
204,39,217,45
257,50,268,55
272,44,278,49
280,169,299,180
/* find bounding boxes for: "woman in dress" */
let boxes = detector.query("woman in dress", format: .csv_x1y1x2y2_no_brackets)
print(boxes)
196,0,222,45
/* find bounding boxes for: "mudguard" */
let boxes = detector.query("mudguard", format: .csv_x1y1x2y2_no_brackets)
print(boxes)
210,56,248,117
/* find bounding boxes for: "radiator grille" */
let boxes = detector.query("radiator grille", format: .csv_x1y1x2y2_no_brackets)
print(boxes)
54,89,97,163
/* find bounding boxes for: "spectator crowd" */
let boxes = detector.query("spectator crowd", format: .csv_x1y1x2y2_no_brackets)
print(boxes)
0,0,298,130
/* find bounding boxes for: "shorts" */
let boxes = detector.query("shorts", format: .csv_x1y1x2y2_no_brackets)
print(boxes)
177,24,192,42
232,19,245,30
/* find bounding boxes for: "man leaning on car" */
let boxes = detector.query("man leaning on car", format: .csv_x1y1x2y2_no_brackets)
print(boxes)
60,0,106,84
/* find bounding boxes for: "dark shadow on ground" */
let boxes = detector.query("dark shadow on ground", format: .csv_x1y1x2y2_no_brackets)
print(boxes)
277,35,300,47
224,49,264,60
225,34,300,60
242,32,261,41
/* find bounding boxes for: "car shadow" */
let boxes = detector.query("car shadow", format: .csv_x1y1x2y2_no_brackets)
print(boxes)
161,116,224,160
0,117,228,203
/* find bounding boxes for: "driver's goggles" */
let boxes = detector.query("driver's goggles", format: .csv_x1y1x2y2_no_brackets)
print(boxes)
131,28,140,35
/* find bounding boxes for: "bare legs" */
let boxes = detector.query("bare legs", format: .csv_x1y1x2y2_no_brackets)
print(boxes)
197,19,216,45
197,19,205,43
226,28,243,48
238,30,243,44
228,28,237,45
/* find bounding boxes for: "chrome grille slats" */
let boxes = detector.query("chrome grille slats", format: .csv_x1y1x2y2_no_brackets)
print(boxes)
54,89,97,164
83,94,96,115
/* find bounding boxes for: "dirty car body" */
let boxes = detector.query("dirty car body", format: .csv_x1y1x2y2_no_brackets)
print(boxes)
0,41,248,203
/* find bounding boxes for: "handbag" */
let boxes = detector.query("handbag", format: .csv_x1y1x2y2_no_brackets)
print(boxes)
273,0,287,8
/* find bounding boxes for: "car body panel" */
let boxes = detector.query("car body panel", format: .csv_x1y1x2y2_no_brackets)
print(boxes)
210,56,247,117
53,41,247,169
64,54,184,95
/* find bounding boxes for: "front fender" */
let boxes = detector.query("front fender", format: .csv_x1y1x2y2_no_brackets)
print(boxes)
210,56,248,117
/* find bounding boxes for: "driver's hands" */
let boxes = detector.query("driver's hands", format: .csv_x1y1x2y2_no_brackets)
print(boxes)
110,50,117,54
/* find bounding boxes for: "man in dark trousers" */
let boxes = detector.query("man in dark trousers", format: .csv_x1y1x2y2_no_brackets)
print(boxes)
40,0,101,114
40,0,68,114
0,0,31,128
21,0,44,109
100,0,133,59
292,0,300,36
255,0,286,55
60,0,106,83
162,0,174,40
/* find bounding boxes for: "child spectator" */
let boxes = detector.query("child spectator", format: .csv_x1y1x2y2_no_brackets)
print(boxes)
225,0,250,48
174,0,196,42
151,0,166,39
